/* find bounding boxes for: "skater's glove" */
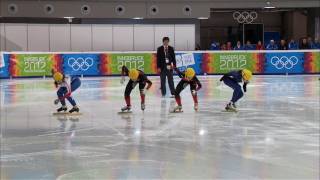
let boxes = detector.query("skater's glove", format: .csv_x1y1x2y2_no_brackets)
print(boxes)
120,77,125,84
243,84,247,92
54,99,59,105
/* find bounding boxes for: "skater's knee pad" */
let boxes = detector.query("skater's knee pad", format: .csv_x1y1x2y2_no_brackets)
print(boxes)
191,90,197,96
140,89,145,95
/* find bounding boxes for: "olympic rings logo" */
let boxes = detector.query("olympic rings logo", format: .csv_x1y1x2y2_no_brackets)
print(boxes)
232,11,258,24
270,56,299,70
67,57,94,71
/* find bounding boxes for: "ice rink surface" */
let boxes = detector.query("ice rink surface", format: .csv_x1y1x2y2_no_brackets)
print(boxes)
0,75,319,180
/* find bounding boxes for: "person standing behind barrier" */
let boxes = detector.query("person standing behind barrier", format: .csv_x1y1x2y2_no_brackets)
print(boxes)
256,40,264,50
278,39,288,50
234,41,244,50
266,39,278,50
157,37,176,98
288,39,299,50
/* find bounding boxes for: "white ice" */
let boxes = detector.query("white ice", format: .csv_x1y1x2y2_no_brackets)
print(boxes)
0,75,319,179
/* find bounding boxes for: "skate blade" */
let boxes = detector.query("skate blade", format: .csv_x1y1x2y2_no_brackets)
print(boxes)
170,110,183,113
53,112,82,116
221,109,237,113
118,111,132,114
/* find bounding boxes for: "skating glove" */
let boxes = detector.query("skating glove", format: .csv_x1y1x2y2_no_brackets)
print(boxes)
54,99,59,105
243,83,247,92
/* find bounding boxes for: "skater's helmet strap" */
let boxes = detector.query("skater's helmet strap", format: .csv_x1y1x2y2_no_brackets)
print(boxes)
129,69,139,81
53,72,63,82
242,69,252,81
185,68,195,80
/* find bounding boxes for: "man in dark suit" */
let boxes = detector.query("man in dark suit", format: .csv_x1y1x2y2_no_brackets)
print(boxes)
157,37,176,97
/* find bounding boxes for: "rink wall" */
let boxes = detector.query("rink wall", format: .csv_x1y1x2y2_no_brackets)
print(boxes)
0,50,319,78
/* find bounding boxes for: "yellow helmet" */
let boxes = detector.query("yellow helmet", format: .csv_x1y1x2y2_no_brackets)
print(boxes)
129,69,139,81
242,69,252,81
185,68,195,80
53,72,63,82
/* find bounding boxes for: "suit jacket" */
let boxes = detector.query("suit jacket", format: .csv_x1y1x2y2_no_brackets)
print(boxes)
157,45,176,70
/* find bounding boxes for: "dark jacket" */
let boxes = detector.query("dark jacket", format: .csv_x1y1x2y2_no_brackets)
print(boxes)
157,45,176,70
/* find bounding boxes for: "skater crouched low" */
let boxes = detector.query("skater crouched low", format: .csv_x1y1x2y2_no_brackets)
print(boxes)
53,71,81,113
220,69,252,112
121,66,152,112
173,68,202,112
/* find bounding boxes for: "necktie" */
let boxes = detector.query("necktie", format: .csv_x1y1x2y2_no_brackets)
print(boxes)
165,46,168,58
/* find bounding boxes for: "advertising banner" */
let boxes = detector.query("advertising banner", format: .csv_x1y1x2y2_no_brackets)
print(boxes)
201,52,264,74
304,51,320,73
62,54,100,76
265,52,304,73
175,53,203,74
0,53,10,78
9,54,61,77
1,50,319,78
100,53,157,75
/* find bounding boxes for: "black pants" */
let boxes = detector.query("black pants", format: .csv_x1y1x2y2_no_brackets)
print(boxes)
160,68,175,96
124,80,146,106
174,80,198,106
125,80,146,96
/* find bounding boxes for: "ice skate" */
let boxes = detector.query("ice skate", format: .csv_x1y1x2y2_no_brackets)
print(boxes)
69,106,79,113
57,105,67,112
171,105,183,113
224,103,237,112
119,105,132,113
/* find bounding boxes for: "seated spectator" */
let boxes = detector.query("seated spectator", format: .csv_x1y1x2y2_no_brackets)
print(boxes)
300,38,309,49
195,44,201,50
278,39,288,50
234,41,244,50
226,41,232,50
221,43,227,50
256,40,264,50
244,40,255,50
313,38,320,49
266,39,278,50
288,39,298,50
307,37,315,49
210,41,220,50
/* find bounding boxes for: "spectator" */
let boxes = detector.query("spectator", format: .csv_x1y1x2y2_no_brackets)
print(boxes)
288,39,298,50
266,39,278,50
234,41,244,50
195,44,201,50
307,37,315,49
157,37,176,98
226,41,232,50
221,43,227,50
256,40,264,50
278,39,288,50
314,38,320,49
210,41,220,50
300,38,309,49
244,40,254,50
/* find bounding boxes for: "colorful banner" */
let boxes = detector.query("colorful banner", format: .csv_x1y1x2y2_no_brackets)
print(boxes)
0,54,10,78
304,51,320,73
201,52,264,74
62,54,100,76
175,53,203,74
100,53,157,75
1,50,319,78
264,52,304,73
8,54,61,77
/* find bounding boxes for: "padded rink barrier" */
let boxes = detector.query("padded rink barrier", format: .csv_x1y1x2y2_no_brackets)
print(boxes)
0,50,319,78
